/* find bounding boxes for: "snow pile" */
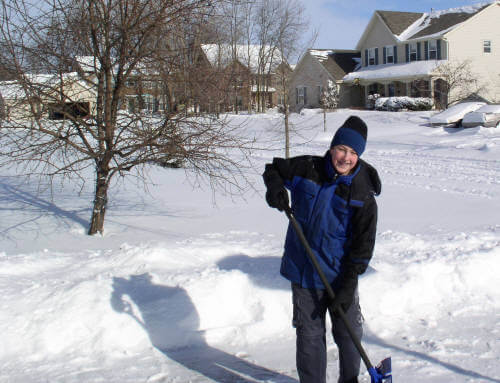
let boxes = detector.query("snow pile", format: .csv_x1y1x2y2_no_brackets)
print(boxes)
1,110,500,382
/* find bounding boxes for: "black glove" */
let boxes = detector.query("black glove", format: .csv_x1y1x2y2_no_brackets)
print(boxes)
331,280,357,314
265,187,289,211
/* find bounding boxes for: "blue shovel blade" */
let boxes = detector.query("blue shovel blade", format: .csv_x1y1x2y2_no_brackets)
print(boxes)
369,357,392,383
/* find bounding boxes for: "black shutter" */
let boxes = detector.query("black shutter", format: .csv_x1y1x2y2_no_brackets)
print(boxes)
405,44,409,62
424,41,429,60
417,42,421,60
383,47,387,64
295,88,298,105
437,39,442,59
394,45,398,63
365,49,368,66
375,48,379,65
303,87,307,105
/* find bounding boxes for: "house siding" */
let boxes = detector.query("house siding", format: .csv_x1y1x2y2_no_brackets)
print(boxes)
444,2,500,101
288,53,331,111
360,17,397,67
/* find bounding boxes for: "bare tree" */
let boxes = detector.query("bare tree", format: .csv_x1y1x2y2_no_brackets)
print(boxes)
272,0,314,158
0,0,255,235
433,59,484,109
320,79,340,132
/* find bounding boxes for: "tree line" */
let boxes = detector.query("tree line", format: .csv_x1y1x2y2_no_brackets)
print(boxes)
0,0,311,234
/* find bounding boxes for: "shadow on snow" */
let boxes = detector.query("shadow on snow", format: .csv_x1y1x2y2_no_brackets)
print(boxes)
111,273,297,382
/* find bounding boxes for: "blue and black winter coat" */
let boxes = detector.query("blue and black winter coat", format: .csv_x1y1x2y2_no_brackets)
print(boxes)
263,151,381,291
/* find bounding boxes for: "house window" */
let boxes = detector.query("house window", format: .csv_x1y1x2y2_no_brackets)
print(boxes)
409,43,417,61
429,40,437,59
385,46,394,63
368,48,376,65
296,86,306,105
484,40,491,53
127,96,137,113
318,85,323,104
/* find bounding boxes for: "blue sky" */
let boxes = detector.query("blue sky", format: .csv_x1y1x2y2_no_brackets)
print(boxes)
304,0,492,49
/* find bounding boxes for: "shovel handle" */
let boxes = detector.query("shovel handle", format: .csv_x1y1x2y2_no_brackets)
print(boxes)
284,206,375,371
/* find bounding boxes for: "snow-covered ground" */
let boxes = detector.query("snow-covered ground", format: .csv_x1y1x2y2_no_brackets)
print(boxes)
1,109,499,383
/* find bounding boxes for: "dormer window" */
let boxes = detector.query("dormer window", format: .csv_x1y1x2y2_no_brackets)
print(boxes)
429,40,437,59
409,43,417,61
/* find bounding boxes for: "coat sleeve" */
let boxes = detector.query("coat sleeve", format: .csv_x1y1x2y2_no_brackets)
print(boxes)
336,194,378,291
347,195,378,272
262,156,311,191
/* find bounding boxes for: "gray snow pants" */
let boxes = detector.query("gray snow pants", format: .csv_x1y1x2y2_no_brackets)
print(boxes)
291,283,363,383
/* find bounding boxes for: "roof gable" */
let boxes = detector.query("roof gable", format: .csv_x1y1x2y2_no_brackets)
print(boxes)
376,11,423,36
308,49,360,79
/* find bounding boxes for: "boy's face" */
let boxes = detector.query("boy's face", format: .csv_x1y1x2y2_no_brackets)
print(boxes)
330,145,358,175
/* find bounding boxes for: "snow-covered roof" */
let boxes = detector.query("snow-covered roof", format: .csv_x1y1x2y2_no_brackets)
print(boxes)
0,82,25,99
0,73,95,100
309,49,334,63
358,1,495,49
343,60,446,83
75,56,101,72
399,1,493,40
200,44,283,73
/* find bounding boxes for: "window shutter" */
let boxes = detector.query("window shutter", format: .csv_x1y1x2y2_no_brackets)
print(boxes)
383,47,387,64
295,88,298,105
304,87,307,105
394,45,398,63
365,49,368,66
437,39,442,59
417,42,421,60
424,41,429,60
375,48,379,65
405,44,409,62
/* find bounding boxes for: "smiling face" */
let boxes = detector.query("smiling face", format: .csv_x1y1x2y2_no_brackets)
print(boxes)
330,145,359,175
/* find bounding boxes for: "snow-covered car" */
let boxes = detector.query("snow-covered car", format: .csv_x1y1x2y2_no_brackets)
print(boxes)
429,101,486,127
461,104,500,128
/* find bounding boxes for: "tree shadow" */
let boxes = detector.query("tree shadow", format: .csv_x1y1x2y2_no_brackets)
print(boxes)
217,254,290,291
0,178,88,234
364,331,500,382
111,273,297,382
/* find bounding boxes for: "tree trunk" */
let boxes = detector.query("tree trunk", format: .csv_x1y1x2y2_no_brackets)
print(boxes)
88,167,110,235
323,108,326,132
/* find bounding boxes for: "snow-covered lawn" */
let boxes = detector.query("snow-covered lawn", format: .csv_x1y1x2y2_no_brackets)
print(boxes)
1,109,499,382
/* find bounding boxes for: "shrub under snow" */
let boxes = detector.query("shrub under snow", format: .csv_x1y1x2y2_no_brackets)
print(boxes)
375,96,433,111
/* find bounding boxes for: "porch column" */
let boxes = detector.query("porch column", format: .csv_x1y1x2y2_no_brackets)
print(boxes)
430,78,435,105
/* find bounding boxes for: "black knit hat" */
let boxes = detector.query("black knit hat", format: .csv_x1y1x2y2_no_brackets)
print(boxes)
330,116,368,155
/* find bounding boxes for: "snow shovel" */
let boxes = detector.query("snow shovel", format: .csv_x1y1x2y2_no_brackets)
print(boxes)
284,206,392,383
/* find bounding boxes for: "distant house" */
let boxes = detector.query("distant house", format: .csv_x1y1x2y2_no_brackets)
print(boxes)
73,56,168,115
0,73,96,120
288,49,360,112
342,1,500,108
198,44,290,112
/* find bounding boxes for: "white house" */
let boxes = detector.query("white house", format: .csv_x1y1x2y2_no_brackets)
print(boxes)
342,1,500,108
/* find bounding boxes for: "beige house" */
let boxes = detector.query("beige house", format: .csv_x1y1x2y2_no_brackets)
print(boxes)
342,1,500,108
288,49,360,112
0,73,96,120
